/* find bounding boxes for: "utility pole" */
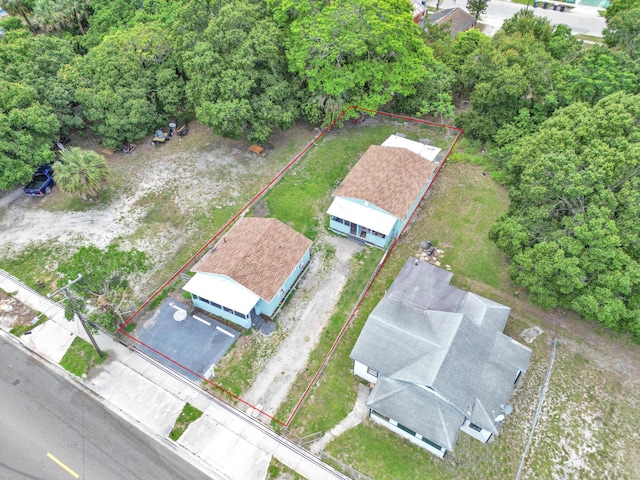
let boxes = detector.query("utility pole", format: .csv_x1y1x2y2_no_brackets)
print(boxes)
49,274,104,358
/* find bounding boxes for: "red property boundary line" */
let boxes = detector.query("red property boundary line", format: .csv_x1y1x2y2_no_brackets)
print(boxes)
118,107,463,427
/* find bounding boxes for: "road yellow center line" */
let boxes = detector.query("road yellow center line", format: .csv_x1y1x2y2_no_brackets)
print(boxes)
47,452,80,478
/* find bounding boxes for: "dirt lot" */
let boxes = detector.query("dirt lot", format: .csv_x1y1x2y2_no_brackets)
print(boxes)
0,122,316,295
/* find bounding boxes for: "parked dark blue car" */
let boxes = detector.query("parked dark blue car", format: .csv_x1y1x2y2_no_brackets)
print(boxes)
24,165,55,196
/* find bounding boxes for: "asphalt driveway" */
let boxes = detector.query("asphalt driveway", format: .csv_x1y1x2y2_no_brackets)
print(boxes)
136,299,239,382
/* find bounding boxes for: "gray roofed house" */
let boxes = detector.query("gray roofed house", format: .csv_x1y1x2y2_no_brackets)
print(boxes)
350,258,532,457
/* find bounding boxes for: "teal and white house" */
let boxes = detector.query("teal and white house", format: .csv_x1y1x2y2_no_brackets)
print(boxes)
183,217,312,329
327,135,441,249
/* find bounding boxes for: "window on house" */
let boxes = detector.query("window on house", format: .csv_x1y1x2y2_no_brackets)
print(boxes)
223,306,234,314
468,422,483,432
367,366,379,377
373,230,386,238
192,294,200,301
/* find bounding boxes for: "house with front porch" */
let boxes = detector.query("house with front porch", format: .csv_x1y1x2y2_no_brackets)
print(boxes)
327,135,440,249
350,258,532,458
182,217,312,329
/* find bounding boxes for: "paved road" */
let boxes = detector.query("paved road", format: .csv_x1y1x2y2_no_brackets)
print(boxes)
436,0,607,36
0,335,214,480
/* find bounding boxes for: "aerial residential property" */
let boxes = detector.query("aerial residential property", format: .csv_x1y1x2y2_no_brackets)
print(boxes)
183,217,312,330
351,258,532,458
327,134,441,249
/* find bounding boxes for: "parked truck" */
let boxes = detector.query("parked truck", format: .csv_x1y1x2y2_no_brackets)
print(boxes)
24,165,55,196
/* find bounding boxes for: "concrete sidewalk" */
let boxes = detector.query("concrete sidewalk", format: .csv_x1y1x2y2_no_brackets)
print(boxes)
0,270,347,480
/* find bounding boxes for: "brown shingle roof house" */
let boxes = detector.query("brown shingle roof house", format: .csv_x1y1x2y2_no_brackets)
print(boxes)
428,7,476,38
328,136,441,249
333,145,437,220
184,217,312,329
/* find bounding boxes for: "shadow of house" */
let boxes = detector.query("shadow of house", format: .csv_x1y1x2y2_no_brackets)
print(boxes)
327,135,440,249
428,7,477,37
350,258,532,458
183,217,312,330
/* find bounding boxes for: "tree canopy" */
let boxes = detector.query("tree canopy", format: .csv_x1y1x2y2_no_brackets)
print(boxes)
276,0,435,123
184,1,298,143
490,92,640,339
0,80,59,189
0,30,81,131
68,22,185,148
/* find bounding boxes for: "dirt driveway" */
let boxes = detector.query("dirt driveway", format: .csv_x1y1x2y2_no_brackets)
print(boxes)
243,232,363,415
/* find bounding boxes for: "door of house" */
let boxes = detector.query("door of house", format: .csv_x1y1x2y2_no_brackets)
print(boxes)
350,222,358,235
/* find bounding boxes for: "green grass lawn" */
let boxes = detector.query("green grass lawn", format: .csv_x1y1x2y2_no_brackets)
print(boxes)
169,403,203,441
278,157,512,440
10,315,47,336
212,119,458,404
59,336,106,377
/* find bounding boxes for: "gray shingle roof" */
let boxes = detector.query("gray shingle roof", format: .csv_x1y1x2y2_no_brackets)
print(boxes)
351,258,532,448
367,377,464,451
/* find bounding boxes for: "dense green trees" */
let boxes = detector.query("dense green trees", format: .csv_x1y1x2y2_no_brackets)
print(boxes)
272,0,436,123
0,80,59,189
185,1,298,142
457,29,562,140
69,23,184,148
490,93,640,338
0,0,37,33
604,0,640,58
0,30,80,131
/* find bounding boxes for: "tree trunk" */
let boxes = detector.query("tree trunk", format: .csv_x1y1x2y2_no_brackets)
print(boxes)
21,13,36,34
76,12,85,35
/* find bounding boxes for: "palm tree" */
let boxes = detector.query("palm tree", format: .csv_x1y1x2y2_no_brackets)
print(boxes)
53,147,109,200
33,0,65,33
33,0,90,34
0,0,37,33
62,0,91,35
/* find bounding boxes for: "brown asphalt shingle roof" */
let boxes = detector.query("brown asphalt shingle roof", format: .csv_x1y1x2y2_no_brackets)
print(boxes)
333,145,437,219
192,217,312,302
428,8,476,38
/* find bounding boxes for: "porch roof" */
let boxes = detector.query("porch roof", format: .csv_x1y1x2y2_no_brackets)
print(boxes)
328,196,397,235
183,273,259,315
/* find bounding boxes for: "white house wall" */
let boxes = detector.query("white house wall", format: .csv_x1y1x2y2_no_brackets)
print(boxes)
460,419,493,443
353,360,379,384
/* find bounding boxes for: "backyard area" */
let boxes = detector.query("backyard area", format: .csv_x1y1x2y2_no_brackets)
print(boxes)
1,117,639,480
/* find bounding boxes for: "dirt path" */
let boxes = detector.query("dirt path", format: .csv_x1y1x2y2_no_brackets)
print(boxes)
242,232,363,414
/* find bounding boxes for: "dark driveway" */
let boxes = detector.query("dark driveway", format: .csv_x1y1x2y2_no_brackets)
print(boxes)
136,299,239,382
